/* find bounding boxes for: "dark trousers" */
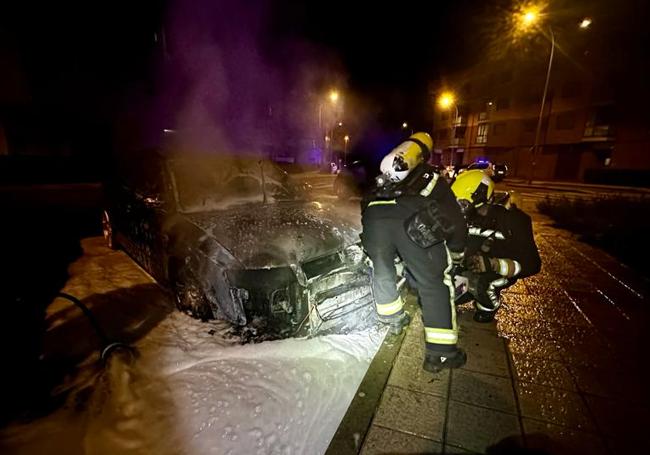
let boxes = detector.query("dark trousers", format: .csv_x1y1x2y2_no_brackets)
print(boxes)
361,216,457,354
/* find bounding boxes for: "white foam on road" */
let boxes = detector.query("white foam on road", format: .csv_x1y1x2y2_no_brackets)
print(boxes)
1,312,385,455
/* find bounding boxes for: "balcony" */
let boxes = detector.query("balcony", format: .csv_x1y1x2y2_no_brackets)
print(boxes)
583,124,615,142
451,115,467,127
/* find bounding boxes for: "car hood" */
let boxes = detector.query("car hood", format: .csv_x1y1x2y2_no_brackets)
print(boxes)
184,201,361,269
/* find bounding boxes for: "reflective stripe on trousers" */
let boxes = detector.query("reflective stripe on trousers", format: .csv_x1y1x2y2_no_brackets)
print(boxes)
424,327,457,345
375,295,404,316
424,246,458,346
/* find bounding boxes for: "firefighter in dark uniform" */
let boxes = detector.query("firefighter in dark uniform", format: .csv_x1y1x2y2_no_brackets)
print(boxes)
361,132,468,373
451,170,542,322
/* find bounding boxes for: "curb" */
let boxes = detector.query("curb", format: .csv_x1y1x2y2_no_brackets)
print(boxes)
325,298,417,455
504,179,650,194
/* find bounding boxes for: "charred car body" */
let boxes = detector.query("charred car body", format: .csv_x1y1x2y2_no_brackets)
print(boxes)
102,150,373,337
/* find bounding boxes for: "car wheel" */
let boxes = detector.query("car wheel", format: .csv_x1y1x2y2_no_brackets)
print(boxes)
102,210,118,250
173,275,215,321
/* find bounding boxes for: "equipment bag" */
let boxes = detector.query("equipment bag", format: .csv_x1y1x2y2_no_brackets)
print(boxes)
404,201,453,248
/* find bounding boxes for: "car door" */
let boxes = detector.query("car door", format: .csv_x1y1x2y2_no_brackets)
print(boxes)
117,155,169,281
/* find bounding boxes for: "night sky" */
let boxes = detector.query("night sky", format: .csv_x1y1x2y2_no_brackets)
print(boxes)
0,0,647,154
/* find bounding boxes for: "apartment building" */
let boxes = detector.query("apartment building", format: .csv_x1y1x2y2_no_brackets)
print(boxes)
431,6,650,184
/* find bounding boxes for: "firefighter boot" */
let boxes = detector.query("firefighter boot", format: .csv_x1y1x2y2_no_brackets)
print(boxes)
473,309,496,323
423,348,467,373
379,312,411,335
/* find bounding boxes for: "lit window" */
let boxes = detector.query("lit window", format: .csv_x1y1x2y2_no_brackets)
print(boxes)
476,124,489,144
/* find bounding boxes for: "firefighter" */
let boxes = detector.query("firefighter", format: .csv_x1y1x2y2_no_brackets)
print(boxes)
451,170,541,322
361,132,468,373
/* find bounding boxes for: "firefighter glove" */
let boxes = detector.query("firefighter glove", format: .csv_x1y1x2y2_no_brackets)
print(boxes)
467,253,499,274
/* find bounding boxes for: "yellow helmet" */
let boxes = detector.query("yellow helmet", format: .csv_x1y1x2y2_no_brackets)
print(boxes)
379,132,433,182
451,169,495,210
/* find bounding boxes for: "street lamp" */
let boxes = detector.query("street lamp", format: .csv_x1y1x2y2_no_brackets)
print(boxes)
437,91,460,166
517,9,592,182
437,92,456,111
515,6,554,183
318,89,341,167
343,135,350,165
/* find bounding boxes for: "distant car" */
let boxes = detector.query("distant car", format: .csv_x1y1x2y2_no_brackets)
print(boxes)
333,159,373,200
102,150,373,338
464,161,508,183
467,160,491,172
492,163,509,182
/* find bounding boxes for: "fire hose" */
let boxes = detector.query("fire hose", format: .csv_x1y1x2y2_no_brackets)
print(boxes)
56,292,136,362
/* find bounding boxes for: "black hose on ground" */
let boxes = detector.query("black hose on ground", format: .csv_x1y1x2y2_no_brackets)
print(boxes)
56,292,136,362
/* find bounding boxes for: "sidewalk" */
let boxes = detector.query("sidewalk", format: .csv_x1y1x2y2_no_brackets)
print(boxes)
329,216,650,454
504,178,650,196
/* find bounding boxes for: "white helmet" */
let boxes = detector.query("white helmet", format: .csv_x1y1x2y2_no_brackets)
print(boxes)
380,132,433,182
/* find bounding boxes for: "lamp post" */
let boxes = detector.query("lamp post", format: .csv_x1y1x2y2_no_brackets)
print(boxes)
517,8,554,183
437,91,459,166
531,25,555,183
517,8,592,183
318,89,340,167
344,135,350,166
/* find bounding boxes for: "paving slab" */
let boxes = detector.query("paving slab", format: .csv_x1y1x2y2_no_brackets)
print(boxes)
373,385,446,442
462,347,510,378
445,401,521,453
450,369,517,414
504,334,562,360
457,326,506,353
516,382,596,431
388,354,450,398
522,418,608,455
510,353,576,391
584,394,650,440
360,425,442,455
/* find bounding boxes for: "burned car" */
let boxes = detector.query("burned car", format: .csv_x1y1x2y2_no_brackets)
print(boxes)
102,150,373,337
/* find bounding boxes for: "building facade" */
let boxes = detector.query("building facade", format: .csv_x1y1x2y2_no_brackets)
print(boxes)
431,5,650,184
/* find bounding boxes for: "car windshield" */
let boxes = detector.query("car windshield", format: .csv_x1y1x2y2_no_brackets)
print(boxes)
169,157,299,212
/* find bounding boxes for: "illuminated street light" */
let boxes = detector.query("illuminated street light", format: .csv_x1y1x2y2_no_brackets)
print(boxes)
437,92,456,110
522,9,538,27
579,17,592,29
329,90,339,103
436,91,460,167
402,122,408,129
338,121,343,126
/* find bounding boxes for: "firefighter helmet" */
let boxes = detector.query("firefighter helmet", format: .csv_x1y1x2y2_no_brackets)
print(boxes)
380,132,433,182
451,169,495,211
